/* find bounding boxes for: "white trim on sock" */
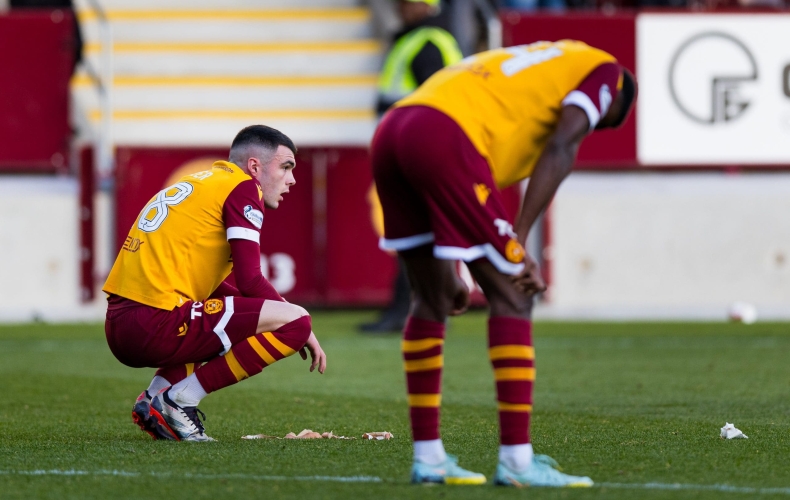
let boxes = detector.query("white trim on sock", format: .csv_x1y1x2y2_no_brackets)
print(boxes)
168,374,207,407
147,375,170,397
413,439,447,466
499,443,534,472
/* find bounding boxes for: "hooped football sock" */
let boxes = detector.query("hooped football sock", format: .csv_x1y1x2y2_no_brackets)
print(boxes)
153,363,196,390
402,316,445,442
499,443,534,472
146,375,171,397
195,315,312,393
168,374,208,407
414,439,448,465
488,317,534,446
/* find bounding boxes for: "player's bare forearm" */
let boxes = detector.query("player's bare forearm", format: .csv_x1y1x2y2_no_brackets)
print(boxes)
514,143,577,244
514,105,590,244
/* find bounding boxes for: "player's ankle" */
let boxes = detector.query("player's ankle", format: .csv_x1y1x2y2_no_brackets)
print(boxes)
414,439,448,465
499,443,533,472
168,375,207,407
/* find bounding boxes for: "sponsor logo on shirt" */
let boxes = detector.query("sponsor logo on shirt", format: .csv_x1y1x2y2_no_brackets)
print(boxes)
244,205,264,229
204,299,224,315
122,236,144,252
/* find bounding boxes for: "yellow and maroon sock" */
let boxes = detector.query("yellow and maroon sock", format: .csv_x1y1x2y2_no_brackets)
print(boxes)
195,316,311,393
402,316,445,441
488,317,534,445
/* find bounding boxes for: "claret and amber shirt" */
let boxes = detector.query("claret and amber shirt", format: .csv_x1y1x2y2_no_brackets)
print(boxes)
103,161,265,310
396,40,621,188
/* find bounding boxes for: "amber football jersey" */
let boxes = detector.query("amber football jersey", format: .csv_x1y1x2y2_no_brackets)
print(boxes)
103,161,265,310
396,40,619,188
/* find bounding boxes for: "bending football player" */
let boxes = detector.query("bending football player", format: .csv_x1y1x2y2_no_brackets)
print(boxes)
372,40,636,486
104,125,326,442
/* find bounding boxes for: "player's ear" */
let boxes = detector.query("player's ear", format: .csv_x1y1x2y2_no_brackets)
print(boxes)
247,157,259,176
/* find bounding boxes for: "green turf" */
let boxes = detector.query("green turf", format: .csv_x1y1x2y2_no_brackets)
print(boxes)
1,312,790,499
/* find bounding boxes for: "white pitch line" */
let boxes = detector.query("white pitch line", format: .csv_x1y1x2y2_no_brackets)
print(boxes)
0,470,382,483
601,482,790,496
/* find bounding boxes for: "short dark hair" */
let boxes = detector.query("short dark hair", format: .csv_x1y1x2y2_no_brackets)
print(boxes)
612,68,637,128
230,125,297,156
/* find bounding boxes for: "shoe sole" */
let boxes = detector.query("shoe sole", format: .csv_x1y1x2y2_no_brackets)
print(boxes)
494,478,593,488
445,477,487,485
412,476,487,486
131,403,180,441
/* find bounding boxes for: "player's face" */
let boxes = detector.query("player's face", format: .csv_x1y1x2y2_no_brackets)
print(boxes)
257,145,296,210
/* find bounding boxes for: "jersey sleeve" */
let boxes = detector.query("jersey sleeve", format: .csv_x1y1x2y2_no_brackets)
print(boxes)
223,179,265,244
561,62,621,132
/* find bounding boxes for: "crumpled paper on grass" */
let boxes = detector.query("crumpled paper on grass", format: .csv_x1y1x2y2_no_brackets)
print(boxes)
242,429,354,440
362,432,393,440
720,423,748,439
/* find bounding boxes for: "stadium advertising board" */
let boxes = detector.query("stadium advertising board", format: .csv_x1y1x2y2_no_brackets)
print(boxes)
638,14,790,165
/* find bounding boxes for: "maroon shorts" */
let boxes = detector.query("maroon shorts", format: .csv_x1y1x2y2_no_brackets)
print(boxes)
105,295,264,368
371,105,526,275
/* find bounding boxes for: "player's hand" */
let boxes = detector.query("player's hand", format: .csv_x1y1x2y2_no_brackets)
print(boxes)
299,331,326,374
510,254,546,296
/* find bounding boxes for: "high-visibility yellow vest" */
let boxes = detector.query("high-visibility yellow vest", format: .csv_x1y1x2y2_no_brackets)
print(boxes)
377,26,462,104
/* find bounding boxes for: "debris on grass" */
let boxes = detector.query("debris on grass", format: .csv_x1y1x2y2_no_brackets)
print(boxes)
720,423,748,439
242,429,355,440
362,432,393,440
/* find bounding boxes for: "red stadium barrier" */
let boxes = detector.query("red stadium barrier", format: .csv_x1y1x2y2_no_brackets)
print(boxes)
0,10,75,172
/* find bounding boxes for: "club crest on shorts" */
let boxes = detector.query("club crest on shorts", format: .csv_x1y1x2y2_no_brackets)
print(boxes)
204,299,224,315
505,239,526,263
244,205,264,229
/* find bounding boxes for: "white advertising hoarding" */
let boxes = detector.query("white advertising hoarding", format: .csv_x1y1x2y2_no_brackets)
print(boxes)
637,14,790,165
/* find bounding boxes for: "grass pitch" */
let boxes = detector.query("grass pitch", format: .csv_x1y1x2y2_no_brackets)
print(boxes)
1,311,790,499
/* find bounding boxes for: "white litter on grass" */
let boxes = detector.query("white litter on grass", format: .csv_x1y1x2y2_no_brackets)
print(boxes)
601,482,790,496
721,422,748,439
0,469,382,483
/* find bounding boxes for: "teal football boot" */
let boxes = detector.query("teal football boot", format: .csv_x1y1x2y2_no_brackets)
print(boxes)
411,454,487,485
493,454,593,488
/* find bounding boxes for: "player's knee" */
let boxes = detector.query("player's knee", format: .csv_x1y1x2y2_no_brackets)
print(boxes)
275,314,312,348
258,301,310,334
488,291,533,319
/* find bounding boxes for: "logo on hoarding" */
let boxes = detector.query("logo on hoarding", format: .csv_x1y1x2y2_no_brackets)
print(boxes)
668,32,758,125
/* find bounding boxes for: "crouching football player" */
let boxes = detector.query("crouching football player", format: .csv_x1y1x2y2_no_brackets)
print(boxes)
103,125,326,442
372,41,636,485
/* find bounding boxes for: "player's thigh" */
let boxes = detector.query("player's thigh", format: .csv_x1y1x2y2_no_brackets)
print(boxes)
257,300,308,334
158,297,265,365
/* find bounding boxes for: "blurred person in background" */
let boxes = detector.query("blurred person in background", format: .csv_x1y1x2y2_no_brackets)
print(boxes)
371,40,636,486
499,0,566,12
361,0,463,334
